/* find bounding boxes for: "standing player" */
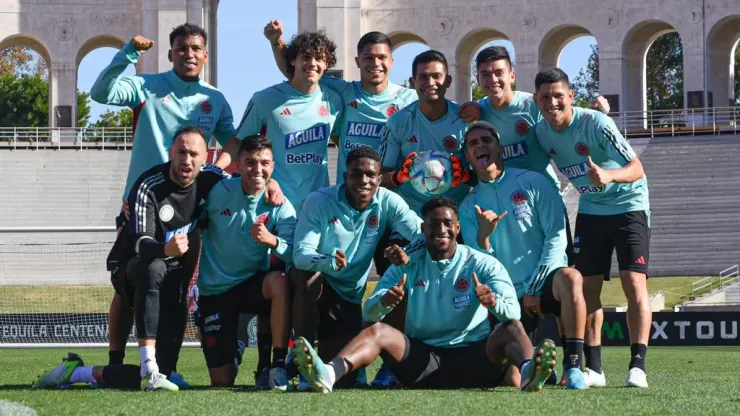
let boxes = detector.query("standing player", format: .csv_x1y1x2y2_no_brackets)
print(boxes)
459,121,588,390
293,197,557,393
196,135,295,390
291,147,421,389
534,68,651,388
217,30,343,215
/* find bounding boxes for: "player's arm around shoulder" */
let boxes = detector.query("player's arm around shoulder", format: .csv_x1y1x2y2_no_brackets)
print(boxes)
474,252,520,322
383,188,423,240
363,264,409,322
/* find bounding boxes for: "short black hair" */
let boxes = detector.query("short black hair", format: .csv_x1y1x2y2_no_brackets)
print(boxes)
421,196,459,219
357,32,393,55
173,125,206,144
283,29,337,78
346,146,381,167
238,135,273,156
412,50,448,78
464,121,501,145
170,23,208,46
535,68,570,91
475,46,512,72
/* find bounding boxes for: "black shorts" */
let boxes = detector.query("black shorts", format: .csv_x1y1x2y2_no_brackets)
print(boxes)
573,211,650,279
519,268,562,335
196,272,272,368
387,335,510,389
565,212,575,267
316,278,363,343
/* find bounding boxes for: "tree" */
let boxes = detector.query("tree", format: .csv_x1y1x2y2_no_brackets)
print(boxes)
0,46,48,79
734,43,740,105
90,108,133,128
471,81,486,101
572,44,600,108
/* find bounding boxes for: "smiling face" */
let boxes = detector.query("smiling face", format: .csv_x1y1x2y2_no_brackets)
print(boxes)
476,59,515,106
536,80,575,129
344,157,381,211
356,43,392,87
422,206,460,260
291,52,328,88
410,60,451,104
237,148,274,195
464,127,503,178
168,132,206,187
169,35,208,80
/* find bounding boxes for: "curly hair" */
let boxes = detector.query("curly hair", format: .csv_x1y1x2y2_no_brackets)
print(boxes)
282,29,337,78
346,146,381,167
421,196,459,220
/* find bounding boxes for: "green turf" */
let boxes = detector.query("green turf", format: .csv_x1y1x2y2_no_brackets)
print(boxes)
0,347,737,415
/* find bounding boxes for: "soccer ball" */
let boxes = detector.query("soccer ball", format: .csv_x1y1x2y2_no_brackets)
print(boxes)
408,150,454,196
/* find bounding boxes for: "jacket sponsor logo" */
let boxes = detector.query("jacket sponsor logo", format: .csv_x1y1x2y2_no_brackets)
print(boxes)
204,313,219,324
198,117,214,123
559,162,589,179
502,142,528,160
284,125,329,149
453,293,471,304
346,122,384,138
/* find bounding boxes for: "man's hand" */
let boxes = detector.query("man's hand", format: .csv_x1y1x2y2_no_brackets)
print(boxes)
384,244,409,266
335,249,347,271
586,156,613,186
250,222,278,248
450,155,471,187
131,35,155,52
382,273,407,307
458,102,481,123
523,295,543,317
475,205,507,239
264,20,284,45
164,234,189,257
264,179,285,206
591,96,610,114
390,152,416,186
122,201,130,220
473,272,496,308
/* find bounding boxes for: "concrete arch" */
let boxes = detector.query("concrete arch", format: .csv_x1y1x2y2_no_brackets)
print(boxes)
538,25,594,70
387,31,428,50
454,28,510,102
75,35,127,69
706,15,740,107
0,33,52,67
621,20,680,113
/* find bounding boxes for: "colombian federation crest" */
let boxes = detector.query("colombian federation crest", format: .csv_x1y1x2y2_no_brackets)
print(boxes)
386,104,399,118
318,104,330,118
443,135,458,151
455,277,469,292
256,213,270,226
200,100,213,114
511,191,528,205
367,214,379,229
575,142,590,156
515,120,530,136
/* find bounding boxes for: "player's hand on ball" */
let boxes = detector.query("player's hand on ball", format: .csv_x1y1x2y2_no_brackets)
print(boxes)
473,272,496,308
391,152,416,186
591,96,610,114
164,234,189,257
131,35,155,52
250,222,277,248
450,155,471,187
458,102,482,123
382,273,406,307
264,20,284,44
265,179,285,206
523,295,543,317
384,244,409,266
334,249,347,271
586,156,613,186
475,205,507,238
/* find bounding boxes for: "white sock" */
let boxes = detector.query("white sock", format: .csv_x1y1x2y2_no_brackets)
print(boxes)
139,346,158,378
325,363,337,386
70,366,96,384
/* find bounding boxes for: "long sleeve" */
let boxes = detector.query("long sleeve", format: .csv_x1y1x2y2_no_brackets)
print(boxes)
272,202,297,263
90,42,145,107
213,99,236,146
386,192,422,241
127,181,165,259
379,121,402,170
459,197,495,256
292,193,336,274
363,265,406,323
480,258,521,322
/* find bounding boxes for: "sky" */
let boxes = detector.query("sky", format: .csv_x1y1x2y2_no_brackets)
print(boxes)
76,0,595,123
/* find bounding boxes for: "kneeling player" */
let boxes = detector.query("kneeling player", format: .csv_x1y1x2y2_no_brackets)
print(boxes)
294,197,556,392
196,135,295,389
33,353,143,390
459,121,588,389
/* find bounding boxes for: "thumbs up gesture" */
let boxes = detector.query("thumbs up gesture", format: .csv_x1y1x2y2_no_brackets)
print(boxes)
586,156,613,186
382,274,406,308
473,272,496,308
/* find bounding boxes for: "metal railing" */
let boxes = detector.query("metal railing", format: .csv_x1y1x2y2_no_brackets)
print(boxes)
0,127,132,150
690,265,740,298
609,106,740,138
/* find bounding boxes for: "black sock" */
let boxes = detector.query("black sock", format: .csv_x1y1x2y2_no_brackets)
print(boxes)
272,348,287,368
328,357,351,381
565,339,584,370
560,335,567,367
257,337,271,371
629,343,647,371
585,345,602,374
109,350,125,366
102,364,141,389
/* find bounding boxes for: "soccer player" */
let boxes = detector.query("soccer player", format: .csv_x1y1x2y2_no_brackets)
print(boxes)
459,121,588,390
217,29,343,215
125,126,229,391
196,135,295,390
533,68,651,388
293,197,557,392
34,353,145,390
291,146,422,389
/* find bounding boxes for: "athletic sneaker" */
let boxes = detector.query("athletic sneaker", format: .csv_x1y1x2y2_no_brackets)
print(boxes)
296,374,311,391
625,367,648,388
142,371,179,392
370,364,401,388
254,367,270,390
583,367,606,387
565,368,589,390
33,352,84,389
520,339,557,392
294,337,333,393
355,367,369,388
285,345,299,379
269,367,289,391
545,368,559,386
169,371,191,389
234,340,247,367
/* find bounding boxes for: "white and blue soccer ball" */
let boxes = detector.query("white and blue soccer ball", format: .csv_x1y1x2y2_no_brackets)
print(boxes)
408,150,454,196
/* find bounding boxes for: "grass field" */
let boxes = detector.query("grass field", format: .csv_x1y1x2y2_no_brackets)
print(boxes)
1,346,738,415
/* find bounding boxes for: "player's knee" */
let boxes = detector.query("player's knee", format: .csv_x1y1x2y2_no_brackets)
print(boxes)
495,320,527,341
132,258,166,288
209,368,235,387
265,271,289,298
558,268,583,293
365,322,391,340
289,269,322,298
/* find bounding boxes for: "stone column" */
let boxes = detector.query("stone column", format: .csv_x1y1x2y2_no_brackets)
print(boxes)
681,26,709,126
49,61,77,134
315,0,361,81
598,49,626,127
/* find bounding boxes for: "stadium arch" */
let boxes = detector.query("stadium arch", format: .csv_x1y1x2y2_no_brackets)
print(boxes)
454,28,511,102
0,34,54,127
706,15,740,109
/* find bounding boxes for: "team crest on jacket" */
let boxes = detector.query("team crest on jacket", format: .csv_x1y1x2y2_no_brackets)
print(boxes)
367,214,379,229
318,104,329,118
515,120,530,136
159,204,175,222
511,191,527,205
200,100,213,114
455,277,469,292
443,135,458,151
575,142,590,156
256,213,270,226
386,104,399,118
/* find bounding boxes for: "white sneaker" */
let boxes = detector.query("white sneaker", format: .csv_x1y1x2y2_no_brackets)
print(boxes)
142,371,179,392
583,368,606,387
625,367,648,388
269,367,289,391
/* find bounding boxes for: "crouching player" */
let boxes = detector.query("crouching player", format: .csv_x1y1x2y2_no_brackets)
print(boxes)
459,121,588,389
294,197,556,392
196,135,295,389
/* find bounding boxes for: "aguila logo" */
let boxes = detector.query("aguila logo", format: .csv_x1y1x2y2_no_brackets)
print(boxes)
200,100,213,114
455,277,469,292
511,191,527,205
575,142,590,156
515,121,530,136
367,214,379,229
318,104,329,118
443,136,458,151
386,104,399,118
